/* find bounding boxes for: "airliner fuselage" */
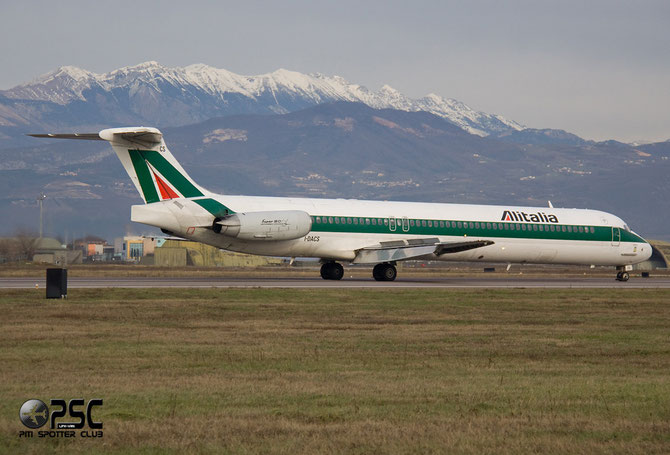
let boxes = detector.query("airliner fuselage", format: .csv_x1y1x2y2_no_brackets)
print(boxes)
31,127,652,282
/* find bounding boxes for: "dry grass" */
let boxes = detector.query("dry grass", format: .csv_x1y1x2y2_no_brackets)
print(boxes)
1,288,669,454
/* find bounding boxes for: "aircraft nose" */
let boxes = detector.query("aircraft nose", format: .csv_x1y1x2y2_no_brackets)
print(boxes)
641,242,653,262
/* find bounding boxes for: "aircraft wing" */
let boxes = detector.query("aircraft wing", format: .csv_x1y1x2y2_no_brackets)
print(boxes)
353,238,494,264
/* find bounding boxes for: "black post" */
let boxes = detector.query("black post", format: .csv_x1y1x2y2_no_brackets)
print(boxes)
46,268,67,299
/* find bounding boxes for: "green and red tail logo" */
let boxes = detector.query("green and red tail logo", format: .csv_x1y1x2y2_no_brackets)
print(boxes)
128,150,203,203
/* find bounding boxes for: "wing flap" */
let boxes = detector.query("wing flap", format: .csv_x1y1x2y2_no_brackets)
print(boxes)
435,240,494,255
353,244,437,264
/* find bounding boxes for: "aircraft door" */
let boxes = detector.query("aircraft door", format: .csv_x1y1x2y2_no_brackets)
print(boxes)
401,217,410,232
389,216,397,232
611,227,621,246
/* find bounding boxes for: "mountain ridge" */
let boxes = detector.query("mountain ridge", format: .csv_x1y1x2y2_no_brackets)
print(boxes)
0,61,523,137
3,102,668,240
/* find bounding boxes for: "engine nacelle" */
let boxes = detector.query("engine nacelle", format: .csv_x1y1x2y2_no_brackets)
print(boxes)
213,210,313,241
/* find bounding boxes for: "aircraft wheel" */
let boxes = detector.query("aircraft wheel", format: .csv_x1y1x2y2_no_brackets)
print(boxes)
373,263,397,281
330,262,344,280
320,263,330,280
373,264,384,281
616,271,630,282
320,262,344,280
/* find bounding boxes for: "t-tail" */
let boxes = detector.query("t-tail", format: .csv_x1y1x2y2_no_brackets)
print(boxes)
29,127,208,203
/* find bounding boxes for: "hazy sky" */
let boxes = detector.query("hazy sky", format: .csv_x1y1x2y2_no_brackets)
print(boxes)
1,0,668,142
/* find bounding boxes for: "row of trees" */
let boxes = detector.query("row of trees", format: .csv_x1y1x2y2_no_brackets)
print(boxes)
0,229,39,262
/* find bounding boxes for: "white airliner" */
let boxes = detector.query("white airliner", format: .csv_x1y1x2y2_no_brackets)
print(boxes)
31,127,651,281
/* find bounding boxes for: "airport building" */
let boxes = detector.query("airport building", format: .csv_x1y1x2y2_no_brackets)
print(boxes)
154,238,283,267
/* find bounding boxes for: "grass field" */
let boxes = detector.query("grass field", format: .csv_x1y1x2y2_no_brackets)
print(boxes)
1,288,669,454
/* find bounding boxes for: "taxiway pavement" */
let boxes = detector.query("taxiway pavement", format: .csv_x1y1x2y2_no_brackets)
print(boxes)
2,276,670,289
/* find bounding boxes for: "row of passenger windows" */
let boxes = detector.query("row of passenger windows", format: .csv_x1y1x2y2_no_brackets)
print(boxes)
313,216,596,234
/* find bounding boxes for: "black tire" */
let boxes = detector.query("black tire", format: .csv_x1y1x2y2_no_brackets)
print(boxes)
373,264,384,281
373,263,396,281
620,272,630,282
321,262,344,280
331,263,344,280
320,263,332,280
382,264,397,281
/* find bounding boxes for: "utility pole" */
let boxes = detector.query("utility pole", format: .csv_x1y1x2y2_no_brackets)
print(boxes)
37,192,47,238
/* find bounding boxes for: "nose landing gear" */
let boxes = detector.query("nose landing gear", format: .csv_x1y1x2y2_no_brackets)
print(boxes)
615,265,632,281
616,271,630,282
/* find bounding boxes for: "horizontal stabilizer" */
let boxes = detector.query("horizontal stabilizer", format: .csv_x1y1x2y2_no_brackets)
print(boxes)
28,133,103,140
29,127,163,148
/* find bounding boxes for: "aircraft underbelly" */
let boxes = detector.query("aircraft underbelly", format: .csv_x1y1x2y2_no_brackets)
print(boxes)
187,228,642,266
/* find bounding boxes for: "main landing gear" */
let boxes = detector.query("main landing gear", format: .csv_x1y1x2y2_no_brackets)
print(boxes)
320,262,344,280
373,262,397,282
319,262,398,281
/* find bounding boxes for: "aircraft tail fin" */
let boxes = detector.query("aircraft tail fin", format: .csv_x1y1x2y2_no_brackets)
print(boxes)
29,127,208,203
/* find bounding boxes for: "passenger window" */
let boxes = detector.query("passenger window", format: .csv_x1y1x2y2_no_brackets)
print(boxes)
446,221,451,228
521,224,526,231
353,218,358,224
440,221,445,228
422,220,427,227
410,219,415,226
365,218,370,225
428,221,433,227
372,218,377,225
590,227,595,233
347,218,352,224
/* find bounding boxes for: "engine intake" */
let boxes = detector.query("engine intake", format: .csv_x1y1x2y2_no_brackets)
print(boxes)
213,210,313,241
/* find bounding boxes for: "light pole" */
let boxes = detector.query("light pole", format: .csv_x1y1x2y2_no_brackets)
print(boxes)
36,192,47,238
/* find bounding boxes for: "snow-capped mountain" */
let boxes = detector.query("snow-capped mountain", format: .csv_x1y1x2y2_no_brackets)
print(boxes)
0,61,523,136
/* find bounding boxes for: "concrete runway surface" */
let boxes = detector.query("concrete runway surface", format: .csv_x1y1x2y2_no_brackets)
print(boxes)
2,276,670,289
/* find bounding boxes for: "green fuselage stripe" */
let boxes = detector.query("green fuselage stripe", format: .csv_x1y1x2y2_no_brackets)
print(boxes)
310,215,644,243
193,198,234,217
